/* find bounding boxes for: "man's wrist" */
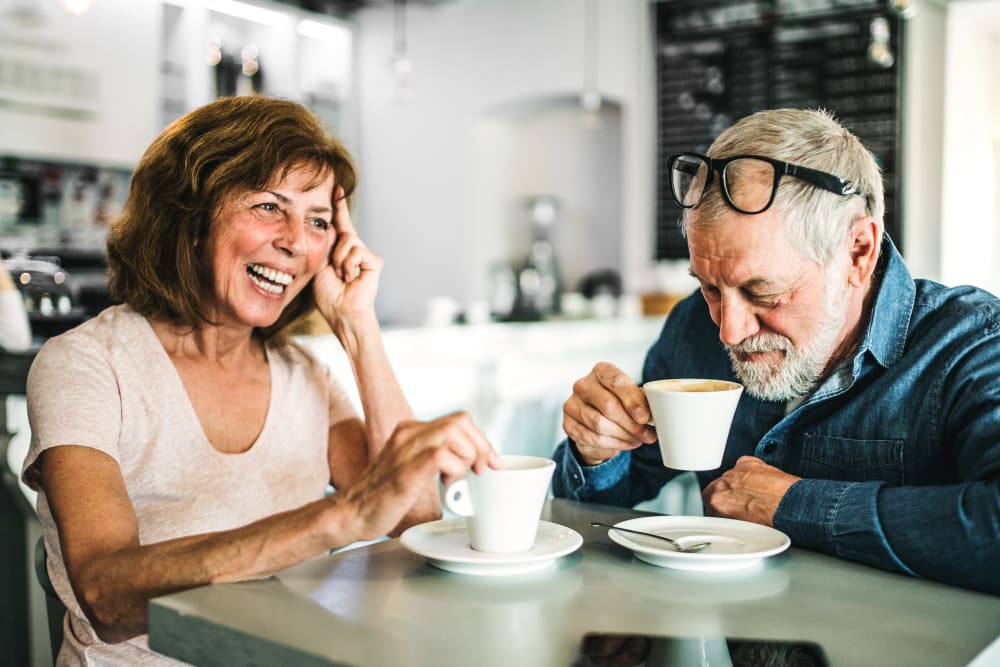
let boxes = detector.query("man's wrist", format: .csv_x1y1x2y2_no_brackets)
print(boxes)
570,439,614,467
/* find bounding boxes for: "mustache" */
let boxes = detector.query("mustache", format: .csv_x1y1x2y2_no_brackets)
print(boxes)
726,333,793,356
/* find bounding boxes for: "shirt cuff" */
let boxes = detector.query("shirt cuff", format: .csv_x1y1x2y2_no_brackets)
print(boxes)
552,438,630,499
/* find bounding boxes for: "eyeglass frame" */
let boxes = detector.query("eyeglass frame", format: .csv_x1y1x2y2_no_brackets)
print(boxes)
666,152,864,215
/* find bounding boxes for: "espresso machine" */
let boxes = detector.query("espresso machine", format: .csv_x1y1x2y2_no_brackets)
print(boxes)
509,195,562,321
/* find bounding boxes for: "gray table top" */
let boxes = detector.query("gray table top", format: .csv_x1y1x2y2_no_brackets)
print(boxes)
148,499,1000,667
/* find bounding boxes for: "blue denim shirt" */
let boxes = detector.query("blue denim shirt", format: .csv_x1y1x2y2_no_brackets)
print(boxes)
553,239,1000,594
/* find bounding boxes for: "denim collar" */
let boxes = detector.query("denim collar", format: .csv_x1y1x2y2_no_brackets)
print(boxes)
855,235,915,370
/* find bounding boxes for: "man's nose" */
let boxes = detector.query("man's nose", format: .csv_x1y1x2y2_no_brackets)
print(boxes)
717,294,760,346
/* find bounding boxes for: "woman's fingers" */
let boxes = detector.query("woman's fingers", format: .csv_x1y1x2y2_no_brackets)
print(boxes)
333,185,355,234
339,246,382,282
386,413,498,483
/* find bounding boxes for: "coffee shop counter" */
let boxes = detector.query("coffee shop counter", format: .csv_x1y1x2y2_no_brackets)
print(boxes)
298,316,659,450
296,315,700,515
297,315,700,512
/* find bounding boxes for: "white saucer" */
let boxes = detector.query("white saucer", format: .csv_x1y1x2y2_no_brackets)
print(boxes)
400,519,583,576
606,516,790,572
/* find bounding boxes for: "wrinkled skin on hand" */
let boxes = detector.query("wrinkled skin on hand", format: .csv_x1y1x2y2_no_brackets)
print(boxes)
702,456,800,527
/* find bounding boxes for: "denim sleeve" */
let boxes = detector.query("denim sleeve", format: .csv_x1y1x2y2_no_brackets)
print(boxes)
774,479,1000,594
774,479,917,575
551,438,633,504
551,437,679,506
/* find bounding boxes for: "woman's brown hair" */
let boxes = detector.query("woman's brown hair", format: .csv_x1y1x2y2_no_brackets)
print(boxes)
106,95,357,341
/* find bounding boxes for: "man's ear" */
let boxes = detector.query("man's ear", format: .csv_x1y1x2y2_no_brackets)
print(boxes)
847,216,880,287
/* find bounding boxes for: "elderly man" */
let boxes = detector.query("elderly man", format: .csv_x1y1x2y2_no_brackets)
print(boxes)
552,108,1000,595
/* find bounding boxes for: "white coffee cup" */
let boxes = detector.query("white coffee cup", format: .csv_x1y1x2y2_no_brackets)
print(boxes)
442,454,555,553
643,378,743,470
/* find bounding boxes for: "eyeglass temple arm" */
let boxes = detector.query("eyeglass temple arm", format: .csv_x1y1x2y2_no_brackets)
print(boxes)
784,163,861,197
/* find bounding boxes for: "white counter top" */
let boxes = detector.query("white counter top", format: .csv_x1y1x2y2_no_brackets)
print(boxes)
297,316,665,458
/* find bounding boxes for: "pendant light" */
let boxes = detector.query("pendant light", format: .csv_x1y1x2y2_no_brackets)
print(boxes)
581,0,601,128
390,0,413,102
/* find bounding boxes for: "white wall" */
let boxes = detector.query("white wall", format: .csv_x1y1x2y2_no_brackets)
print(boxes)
0,0,161,167
472,98,623,300
901,0,947,283
352,0,653,325
940,0,1000,295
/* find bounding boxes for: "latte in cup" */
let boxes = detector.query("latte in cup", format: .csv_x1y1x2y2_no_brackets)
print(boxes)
649,379,738,393
643,379,743,470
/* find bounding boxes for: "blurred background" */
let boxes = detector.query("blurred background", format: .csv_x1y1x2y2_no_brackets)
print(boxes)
2,0,999,664
2,0,996,331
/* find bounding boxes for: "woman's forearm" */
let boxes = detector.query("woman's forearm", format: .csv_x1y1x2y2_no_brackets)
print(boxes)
333,313,414,452
72,495,358,643
332,314,441,526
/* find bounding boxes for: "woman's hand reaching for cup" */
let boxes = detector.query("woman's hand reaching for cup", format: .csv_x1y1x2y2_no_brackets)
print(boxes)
562,362,657,466
313,186,383,326
339,412,502,541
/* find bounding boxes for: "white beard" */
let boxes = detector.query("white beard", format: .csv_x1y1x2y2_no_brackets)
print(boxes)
725,276,849,402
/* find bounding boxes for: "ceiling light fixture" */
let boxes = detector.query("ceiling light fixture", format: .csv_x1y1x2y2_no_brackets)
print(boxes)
580,0,601,127
207,0,285,26
297,18,349,42
390,0,413,101
60,0,92,15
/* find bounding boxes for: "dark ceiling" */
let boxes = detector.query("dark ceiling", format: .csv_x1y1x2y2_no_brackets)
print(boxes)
270,0,448,19
269,0,368,18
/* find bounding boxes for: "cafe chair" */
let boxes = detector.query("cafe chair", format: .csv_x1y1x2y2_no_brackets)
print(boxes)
34,535,66,662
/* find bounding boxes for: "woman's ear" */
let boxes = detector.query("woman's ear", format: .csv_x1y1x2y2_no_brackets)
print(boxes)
847,216,880,287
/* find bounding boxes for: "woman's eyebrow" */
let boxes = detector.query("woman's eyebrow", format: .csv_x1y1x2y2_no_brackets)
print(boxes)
263,190,332,215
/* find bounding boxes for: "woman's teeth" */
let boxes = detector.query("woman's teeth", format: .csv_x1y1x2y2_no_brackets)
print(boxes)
247,263,293,294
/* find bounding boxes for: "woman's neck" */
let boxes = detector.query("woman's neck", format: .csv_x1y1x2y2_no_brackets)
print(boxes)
149,317,264,366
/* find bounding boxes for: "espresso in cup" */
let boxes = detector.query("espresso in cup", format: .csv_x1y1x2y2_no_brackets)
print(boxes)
643,379,743,470
442,454,555,553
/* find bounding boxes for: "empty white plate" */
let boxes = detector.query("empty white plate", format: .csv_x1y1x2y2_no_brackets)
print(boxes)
606,516,790,572
400,519,583,576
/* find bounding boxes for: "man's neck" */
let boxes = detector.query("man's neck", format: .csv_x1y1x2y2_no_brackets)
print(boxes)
821,274,879,378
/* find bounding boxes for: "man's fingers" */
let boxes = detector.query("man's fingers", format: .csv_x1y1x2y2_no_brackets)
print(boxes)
565,396,647,444
569,378,651,441
593,362,652,425
563,413,642,464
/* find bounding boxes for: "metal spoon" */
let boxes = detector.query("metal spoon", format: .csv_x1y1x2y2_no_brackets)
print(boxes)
590,521,711,553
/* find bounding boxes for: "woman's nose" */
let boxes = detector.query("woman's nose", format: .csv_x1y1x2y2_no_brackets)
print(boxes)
276,216,307,256
717,294,760,346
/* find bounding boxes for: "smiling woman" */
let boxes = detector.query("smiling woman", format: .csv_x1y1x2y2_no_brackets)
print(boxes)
19,96,501,665
105,96,356,340
201,167,336,331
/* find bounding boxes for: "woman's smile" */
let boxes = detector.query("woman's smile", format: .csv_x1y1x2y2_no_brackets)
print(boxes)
246,262,295,295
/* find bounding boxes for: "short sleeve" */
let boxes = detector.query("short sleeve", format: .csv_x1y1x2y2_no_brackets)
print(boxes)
22,333,123,490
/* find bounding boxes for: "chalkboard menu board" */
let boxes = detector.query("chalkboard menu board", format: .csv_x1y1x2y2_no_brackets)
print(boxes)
655,0,905,259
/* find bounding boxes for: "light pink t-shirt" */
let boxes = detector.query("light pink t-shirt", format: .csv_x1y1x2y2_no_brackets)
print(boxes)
22,305,356,666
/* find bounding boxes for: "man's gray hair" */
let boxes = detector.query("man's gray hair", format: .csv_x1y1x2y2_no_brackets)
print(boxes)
681,108,885,264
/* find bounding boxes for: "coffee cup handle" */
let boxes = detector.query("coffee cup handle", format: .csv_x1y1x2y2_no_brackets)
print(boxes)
442,479,474,516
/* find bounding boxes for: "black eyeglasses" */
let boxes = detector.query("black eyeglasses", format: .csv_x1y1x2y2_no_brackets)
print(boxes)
666,152,863,215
